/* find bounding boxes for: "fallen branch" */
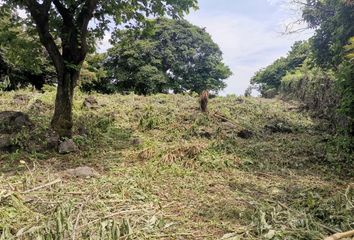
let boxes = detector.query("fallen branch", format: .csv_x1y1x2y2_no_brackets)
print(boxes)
324,230,354,240
21,178,62,194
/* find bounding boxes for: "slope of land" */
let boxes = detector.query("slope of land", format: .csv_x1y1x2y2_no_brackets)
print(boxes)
0,88,353,239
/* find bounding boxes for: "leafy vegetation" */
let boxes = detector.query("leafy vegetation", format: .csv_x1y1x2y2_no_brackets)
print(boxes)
250,41,310,97
0,89,353,239
0,6,53,90
100,18,231,95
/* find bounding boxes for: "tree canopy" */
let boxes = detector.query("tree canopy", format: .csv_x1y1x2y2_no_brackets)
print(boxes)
104,18,231,95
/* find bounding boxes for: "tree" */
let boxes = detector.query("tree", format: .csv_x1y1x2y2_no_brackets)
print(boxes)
105,18,232,95
300,0,354,68
0,5,53,90
301,0,354,137
2,0,198,137
250,41,310,96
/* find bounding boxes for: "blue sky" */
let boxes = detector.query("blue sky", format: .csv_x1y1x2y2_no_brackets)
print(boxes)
185,0,313,95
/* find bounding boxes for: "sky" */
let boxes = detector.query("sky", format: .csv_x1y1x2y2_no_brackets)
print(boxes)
97,0,314,96
184,0,314,96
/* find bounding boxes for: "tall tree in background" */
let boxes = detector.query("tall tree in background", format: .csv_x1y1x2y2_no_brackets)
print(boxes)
1,0,198,138
105,18,231,95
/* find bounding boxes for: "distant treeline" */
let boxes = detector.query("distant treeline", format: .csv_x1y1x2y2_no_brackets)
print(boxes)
250,0,354,147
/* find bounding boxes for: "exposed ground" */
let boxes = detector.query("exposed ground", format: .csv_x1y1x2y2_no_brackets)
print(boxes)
0,87,353,240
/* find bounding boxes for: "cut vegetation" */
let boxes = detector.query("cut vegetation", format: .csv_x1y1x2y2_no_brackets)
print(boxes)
0,89,353,239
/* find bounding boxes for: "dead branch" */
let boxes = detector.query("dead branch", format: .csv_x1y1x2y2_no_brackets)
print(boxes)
324,230,354,240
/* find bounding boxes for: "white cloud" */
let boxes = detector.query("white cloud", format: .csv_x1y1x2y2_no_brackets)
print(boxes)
97,32,112,53
186,8,312,96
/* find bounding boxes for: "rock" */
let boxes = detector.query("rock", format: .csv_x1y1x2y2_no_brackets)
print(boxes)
237,129,254,139
64,166,99,178
0,111,32,133
0,134,20,152
58,139,78,154
83,96,99,109
0,134,13,151
46,134,59,151
265,121,293,134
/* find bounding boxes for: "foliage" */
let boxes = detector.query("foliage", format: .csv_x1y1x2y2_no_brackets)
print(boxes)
104,18,232,95
0,6,54,90
250,41,310,96
302,0,354,68
79,53,109,92
252,0,354,148
300,0,354,143
345,37,354,62
280,62,346,129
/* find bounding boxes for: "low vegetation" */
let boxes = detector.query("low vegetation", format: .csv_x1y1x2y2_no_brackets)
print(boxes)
0,89,353,239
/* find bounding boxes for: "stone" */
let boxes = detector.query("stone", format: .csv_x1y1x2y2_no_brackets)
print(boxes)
64,166,99,178
0,111,32,133
46,135,59,151
58,139,78,154
83,96,99,109
0,134,13,151
237,129,254,139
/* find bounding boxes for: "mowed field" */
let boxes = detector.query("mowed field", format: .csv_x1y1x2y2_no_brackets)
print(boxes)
0,88,353,239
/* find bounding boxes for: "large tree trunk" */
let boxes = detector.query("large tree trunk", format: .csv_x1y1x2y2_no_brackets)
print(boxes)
51,69,80,138
24,0,96,138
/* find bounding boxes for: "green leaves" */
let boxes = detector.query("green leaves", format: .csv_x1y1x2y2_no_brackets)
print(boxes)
0,6,48,75
250,41,310,96
105,18,231,95
345,37,354,62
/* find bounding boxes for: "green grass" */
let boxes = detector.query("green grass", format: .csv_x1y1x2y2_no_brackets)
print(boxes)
0,89,353,239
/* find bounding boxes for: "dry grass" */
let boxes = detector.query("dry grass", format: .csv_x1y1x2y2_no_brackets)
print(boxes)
0,88,353,239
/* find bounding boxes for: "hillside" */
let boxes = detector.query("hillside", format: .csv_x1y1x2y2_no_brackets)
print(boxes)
0,88,353,239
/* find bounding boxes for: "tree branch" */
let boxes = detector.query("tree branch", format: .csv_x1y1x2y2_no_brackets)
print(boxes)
77,0,99,31
52,0,73,25
25,0,64,75
76,0,99,56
